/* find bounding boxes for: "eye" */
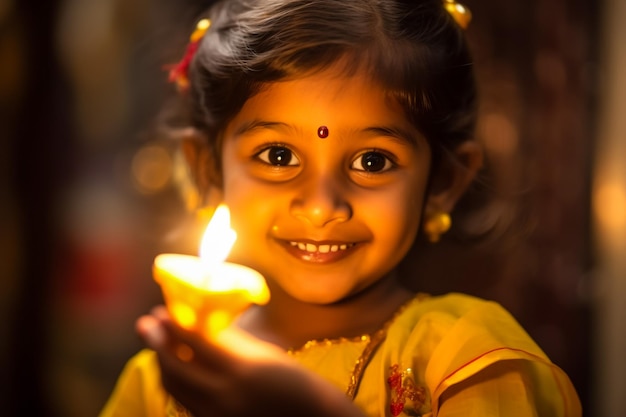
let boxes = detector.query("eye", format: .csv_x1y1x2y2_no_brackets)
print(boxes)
256,146,300,166
351,151,394,173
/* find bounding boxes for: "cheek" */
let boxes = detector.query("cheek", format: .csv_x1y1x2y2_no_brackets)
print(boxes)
223,190,267,266
222,183,265,233
376,179,426,247
384,205,422,248
221,175,281,243
220,146,259,209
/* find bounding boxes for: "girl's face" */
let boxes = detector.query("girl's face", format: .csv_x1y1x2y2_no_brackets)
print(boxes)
219,67,432,305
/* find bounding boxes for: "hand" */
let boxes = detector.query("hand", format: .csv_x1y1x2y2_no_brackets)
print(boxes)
136,306,367,417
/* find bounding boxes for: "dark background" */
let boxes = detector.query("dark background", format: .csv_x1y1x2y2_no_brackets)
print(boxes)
1,0,621,415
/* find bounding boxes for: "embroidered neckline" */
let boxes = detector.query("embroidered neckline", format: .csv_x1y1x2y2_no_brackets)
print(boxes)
286,293,430,354
287,293,430,400
168,293,431,416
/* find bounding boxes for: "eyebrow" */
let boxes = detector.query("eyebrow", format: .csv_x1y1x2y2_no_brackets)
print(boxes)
361,126,421,148
233,120,292,137
233,119,421,148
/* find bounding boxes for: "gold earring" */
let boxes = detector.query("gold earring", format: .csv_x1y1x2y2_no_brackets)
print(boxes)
423,211,452,243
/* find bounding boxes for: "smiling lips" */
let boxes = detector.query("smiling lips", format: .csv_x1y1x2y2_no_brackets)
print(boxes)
283,240,358,263
290,241,355,253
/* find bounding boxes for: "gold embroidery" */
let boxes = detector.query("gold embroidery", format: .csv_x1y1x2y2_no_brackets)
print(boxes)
286,334,371,355
166,398,193,417
346,327,387,399
287,294,429,355
166,294,431,415
287,294,430,400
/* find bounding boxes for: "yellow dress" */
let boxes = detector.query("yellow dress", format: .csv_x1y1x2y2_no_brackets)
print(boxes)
100,293,582,417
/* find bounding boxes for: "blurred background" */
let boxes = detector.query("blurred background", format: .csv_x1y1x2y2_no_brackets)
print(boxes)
1,0,624,415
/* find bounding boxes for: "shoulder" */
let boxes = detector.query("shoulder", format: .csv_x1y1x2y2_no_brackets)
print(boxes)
389,292,523,343
109,349,160,386
118,348,162,382
389,292,549,375
410,291,508,316
99,349,167,417
394,291,506,319
385,293,581,416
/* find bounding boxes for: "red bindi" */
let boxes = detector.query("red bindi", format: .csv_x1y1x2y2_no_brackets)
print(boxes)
317,126,329,138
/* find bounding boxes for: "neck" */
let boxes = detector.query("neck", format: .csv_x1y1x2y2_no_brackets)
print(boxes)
237,270,414,349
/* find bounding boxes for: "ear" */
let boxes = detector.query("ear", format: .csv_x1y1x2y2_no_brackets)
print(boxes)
425,140,484,214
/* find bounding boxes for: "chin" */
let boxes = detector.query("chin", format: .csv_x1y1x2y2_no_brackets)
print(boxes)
275,284,346,305
289,283,371,305
290,293,342,305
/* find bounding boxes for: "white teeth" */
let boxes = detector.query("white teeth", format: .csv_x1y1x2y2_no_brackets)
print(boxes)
289,241,353,253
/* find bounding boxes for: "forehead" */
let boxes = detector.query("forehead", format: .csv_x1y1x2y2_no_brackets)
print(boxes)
225,66,421,141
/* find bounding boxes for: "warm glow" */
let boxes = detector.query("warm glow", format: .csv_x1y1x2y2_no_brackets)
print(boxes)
481,112,519,156
594,182,626,230
131,144,173,194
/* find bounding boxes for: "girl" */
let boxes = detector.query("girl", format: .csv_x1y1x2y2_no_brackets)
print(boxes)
101,0,581,416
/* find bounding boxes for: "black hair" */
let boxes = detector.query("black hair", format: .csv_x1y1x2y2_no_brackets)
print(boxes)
184,0,477,183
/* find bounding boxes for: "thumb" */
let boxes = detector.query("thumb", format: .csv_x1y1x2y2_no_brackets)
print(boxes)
214,326,285,361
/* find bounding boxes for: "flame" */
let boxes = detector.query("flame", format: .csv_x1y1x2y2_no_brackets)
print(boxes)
199,204,237,268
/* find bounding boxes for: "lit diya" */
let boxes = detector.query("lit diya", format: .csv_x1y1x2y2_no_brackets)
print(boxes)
153,205,269,339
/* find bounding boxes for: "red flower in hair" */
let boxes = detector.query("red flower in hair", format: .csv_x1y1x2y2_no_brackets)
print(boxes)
166,18,211,92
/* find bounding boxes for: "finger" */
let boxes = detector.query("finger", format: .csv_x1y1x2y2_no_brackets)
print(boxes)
135,310,193,363
158,317,236,371
150,305,170,320
139,316,218,393
155,337,224,405
136,315,167,349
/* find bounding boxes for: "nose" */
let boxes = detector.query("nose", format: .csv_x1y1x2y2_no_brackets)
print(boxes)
290,175,352,228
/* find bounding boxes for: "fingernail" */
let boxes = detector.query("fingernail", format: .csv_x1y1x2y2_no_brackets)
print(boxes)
152,305,170,321
138,316,166,347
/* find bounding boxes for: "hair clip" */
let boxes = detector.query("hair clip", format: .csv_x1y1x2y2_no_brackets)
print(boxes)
443,0,472,29
167,18,211,92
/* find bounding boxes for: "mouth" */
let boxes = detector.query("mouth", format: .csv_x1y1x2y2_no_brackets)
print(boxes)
289,241,355,253
281,240,359,263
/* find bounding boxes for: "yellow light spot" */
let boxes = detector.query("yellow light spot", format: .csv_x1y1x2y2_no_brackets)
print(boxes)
171,302,197,329
131,144,172,194
594,182,626,229
205,310,231,337
481,113,519,156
